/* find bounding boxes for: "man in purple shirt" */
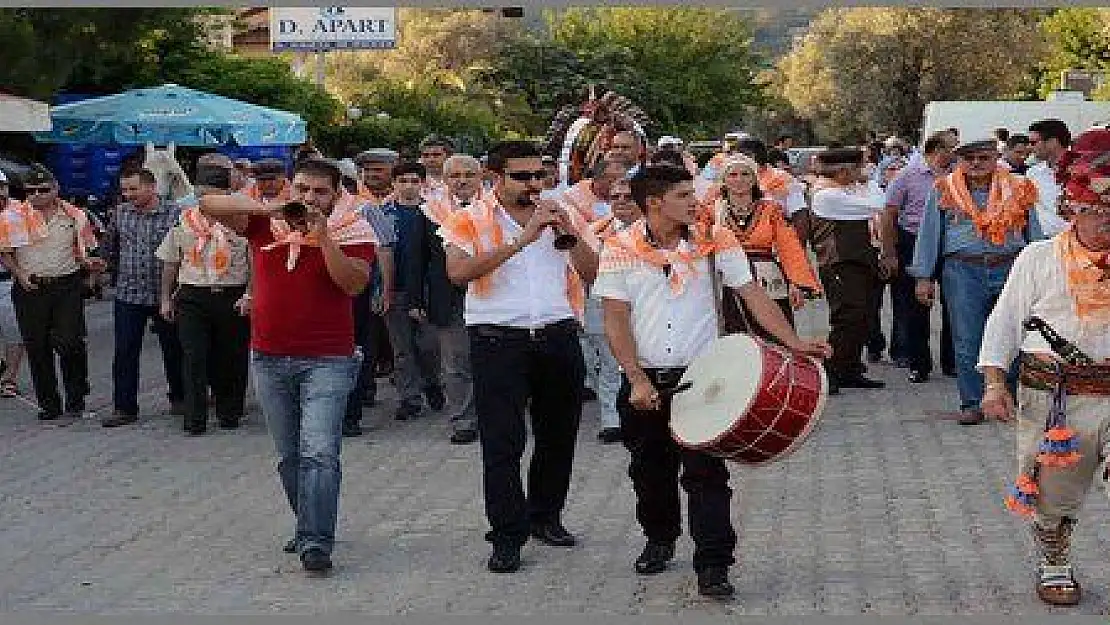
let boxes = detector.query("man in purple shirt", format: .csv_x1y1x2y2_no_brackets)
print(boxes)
879,132,956,382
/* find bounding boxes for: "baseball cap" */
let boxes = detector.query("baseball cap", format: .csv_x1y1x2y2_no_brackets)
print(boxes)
24,165,56,186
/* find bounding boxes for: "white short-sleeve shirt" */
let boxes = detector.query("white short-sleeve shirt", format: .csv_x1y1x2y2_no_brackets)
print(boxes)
444,203,575,328
593,240,753,368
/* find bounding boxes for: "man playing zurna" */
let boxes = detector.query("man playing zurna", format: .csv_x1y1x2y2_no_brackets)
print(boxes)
979,125,1110,606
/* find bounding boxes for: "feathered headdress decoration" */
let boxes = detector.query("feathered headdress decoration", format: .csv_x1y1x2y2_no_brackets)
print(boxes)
542,85,650,186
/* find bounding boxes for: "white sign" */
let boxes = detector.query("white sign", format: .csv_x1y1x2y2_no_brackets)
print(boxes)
270,7,397,51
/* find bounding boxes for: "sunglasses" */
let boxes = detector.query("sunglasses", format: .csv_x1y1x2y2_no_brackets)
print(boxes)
24,186,53,195
962,154,998,163
505,170,548,182
610,193,634,201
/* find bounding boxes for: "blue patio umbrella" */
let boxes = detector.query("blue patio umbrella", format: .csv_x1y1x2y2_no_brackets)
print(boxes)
33,83,308,147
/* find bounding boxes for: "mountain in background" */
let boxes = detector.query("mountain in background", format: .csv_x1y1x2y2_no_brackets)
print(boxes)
741,8,821,64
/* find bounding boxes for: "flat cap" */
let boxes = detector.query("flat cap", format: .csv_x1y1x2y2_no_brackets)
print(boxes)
816,147,864,166
23,165,56,186
253,158,286,179
354,149,399,166
955,139,999,156
194,164,231,190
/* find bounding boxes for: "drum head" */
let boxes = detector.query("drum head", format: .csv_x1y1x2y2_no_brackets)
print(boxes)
670,334,764,446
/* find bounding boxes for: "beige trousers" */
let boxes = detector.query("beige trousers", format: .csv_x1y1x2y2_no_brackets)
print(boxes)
1016,385,1110,527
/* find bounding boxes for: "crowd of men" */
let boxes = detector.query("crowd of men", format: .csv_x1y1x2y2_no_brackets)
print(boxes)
0,114,1105,605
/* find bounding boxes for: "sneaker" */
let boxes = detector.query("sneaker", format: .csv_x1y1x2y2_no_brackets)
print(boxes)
394,404,421,421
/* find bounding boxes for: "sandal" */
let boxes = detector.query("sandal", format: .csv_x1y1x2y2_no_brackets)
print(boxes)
0,380,17,398
1037,564,1081,605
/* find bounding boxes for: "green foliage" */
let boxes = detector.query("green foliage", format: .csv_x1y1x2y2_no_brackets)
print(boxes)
0,8,218,99
1036,8,1110,98
166,53,341,133
481,8,764,140
312,117,429,159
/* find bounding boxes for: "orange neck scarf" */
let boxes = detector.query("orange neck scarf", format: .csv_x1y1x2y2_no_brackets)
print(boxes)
936,164,1037,246
438,194,586,321
598,219,742,295
0,200,97,260
1056,228,1110,325
758,166,791,199
181,208,232,276
261,193,378,271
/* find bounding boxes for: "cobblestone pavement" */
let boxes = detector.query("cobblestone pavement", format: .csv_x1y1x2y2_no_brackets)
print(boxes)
1,297,1109,616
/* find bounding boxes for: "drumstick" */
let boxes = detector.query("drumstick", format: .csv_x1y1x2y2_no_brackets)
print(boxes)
658,381,693,396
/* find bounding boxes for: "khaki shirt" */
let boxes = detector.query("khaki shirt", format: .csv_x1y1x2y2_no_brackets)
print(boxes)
155,223,250,287
7,211,80,278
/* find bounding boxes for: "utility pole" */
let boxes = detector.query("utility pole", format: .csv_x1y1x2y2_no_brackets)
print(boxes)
315,51,326,88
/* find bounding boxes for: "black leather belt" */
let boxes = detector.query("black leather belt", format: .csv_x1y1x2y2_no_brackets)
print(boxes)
29,271,81,286
946,251,1017,267
470,318,577,341
179,283,246,294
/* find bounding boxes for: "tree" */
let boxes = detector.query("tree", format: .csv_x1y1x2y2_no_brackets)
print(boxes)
776,8,1047,142
169,54,341,134
1036,8,1110,99
0,8,219,100
546,8,765,138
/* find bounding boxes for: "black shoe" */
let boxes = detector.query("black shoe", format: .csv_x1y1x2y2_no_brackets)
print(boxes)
530,521,577,547
958,409,985,425
487,544,521,573
450,429,478,444
37,410,62,421
908,370,929,383
342,421,363,437
184,423,206,436
837,375,885,389
597,427,622,444
697,566,735,598
581,388,598,402
102,411,139,428
942,367,957,378
283,538,298,553
300,547,333,573
425,386,446,411
634,541,675,575
867,350,882,364
394,404,421,421
893,357,911,369
218,417,241,430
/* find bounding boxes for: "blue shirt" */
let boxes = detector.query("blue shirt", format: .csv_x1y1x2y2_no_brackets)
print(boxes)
908,187,1045,279
381,200,422,292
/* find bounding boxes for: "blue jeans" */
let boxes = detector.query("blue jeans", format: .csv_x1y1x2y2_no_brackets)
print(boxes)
251,350,362,556
112,299,184,415
941,258,1015,411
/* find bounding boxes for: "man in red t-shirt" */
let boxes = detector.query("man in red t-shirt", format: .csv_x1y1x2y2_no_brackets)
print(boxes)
200,158,375,575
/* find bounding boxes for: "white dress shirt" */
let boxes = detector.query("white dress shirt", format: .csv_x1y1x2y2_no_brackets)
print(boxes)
593,239,753,368
978,238,1110,371
1025,161,1069,237
444,203,576,328
810,183,886,221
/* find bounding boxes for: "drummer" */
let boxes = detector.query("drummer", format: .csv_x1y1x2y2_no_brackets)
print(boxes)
593,165,830,598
